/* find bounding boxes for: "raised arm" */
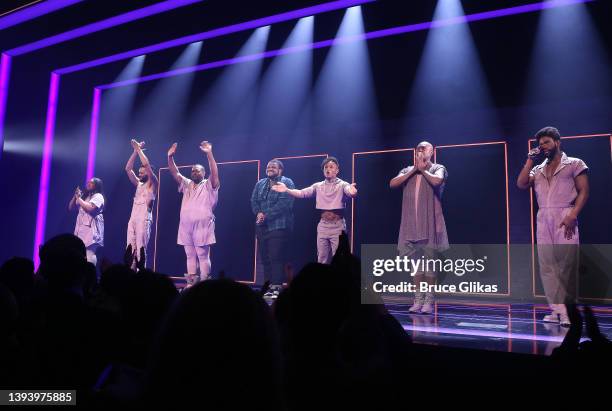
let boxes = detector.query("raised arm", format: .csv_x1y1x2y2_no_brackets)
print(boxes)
76,195,100,214
200,141,219,189
167,143,183,184
421,162,445,188
344,182,358,198
517,148,541,189
125,144,140,187
390,167,417,189
132,139,159,194
68,187,80,211
271,182,314,198
517,160,535,190
265,179,296,218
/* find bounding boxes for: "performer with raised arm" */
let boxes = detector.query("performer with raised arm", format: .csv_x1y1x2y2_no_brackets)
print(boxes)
167,141,220,287
68,177,105,267
389,141,448,314
272,157,357,264
125,139,158,270
517,126,589,326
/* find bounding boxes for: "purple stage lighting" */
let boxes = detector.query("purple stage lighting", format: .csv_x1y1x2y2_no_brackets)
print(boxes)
0,0,202,168
55,0,375,75
6,0,203,56
30,0,375,266
0,54,11,157
33,73,60,267
97,0,593,90
32,0,592,266
0,0,84,31
86,88,102,182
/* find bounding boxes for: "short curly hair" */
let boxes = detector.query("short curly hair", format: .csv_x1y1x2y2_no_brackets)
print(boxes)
535,126,561,143
321,156,339,170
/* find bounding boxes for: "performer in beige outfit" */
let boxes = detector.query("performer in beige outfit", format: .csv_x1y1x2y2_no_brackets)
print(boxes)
390,141,448,314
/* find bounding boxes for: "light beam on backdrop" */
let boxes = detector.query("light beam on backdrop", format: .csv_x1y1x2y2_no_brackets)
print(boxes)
184,27,269,141
404,0,499,139
0,0,202,161
313,6,379,145
32,0,592,266
523,0,610,123
254,16,314,151
29,1,368,267
89,55,147,181
8,56,145,162
130,41,202,147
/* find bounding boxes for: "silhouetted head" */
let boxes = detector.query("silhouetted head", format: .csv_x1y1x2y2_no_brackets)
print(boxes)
145,279,282,409
38,234,87,290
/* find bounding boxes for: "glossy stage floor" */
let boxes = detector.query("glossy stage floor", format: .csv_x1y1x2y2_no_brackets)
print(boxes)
171,277,612,355
383,299,612,355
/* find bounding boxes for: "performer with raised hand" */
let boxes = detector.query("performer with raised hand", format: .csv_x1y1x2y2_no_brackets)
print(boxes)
125,139,158,270
517,127,589,326
69,177,105,267
390,141,448,315
167,140,220,287
272,156,357,264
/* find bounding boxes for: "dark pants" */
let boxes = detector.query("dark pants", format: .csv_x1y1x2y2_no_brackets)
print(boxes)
256,227,289,285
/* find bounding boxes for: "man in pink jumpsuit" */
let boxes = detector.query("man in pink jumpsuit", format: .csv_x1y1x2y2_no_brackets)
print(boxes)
272,157,357,264
167,141,220,287
125,139,158,270
517,126,589,326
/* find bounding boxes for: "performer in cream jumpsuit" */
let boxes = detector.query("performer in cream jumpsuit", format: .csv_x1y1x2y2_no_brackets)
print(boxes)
167,140,220,287
272,156,357,264
125,139,158,270
517,127,589,326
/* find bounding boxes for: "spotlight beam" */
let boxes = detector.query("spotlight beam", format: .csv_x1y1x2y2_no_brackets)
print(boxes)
97,0,593,90
55,0,375,75
0,0,203,160
31,0,593,266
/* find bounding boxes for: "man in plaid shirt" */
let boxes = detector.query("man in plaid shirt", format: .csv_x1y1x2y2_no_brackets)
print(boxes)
251,159,295,295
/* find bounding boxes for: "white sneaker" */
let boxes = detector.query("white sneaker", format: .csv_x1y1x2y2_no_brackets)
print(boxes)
409,293,424,313
420,294,435,315
542,313,559,323
559,314,571,327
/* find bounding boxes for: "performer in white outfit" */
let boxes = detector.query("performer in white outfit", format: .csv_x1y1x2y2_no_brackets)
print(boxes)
69,177,105,266
125,139,158,270
167,141,220,287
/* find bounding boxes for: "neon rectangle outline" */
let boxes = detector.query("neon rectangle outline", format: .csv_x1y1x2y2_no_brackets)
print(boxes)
153,161,260,283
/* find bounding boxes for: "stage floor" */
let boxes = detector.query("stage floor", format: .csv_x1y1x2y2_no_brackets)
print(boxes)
385,301,612,355
172,278,612,355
